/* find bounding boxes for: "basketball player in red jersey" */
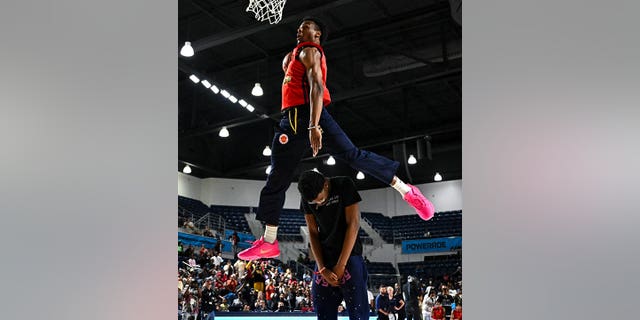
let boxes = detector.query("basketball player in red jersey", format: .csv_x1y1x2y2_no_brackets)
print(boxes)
238,17,435,260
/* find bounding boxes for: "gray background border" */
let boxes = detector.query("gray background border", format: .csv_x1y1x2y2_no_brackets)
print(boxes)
1,0,639,319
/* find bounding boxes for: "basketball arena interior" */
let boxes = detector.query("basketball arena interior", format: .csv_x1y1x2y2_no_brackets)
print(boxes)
178,1,462,319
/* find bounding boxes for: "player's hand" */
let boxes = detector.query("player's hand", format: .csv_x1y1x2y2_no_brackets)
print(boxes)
321,268,340,286
309,127,322,156
332,264,345,281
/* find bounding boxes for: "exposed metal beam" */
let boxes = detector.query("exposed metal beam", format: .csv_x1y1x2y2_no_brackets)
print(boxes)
443,80,462,99
180,113,273,140
222,124,461,176
364,39,437,67
183,2,449,70
178,59,275,120
331,68,461,102
179,159,223,176
338,102,379,129
371,0,391,17
179,68,461,140
189,0,269,57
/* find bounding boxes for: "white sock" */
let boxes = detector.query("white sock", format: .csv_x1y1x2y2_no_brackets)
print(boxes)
391,176,411,196
263,225,278,243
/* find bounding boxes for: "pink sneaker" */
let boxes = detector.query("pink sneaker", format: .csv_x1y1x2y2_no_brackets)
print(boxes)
237,237,280,260
404,184,435,220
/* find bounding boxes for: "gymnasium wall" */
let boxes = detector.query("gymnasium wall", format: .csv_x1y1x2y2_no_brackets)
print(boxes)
178,173,462,263
178,172,462,214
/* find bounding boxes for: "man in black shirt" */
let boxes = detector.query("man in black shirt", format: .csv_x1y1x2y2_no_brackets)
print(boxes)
199,279,216,320
436,286,454,320
376,285,390,320
298,170,369,320
403,276,422,320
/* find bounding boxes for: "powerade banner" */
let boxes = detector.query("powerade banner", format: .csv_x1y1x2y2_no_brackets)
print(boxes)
401,237,462,254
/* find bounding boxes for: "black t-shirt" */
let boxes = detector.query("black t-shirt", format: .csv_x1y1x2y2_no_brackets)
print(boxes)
201,287,216,312
404,282,421,306
437,294,454,314
300,176,363,268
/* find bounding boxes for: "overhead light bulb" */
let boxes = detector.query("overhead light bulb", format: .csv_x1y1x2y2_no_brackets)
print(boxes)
246,104,255,112
228,95,238,103
251,83,263,96
434,172,443,181
312,168,319,172
220,90,230,98
262,146,272,156
210,85,219,94
265,165,272,175
326,156,336,166
189,74,200,83
356,171,365,180
408,154,417,165
182,165,192,174
201,80,211,88
180,41,194,57
218,126,229,138
238,99,248,107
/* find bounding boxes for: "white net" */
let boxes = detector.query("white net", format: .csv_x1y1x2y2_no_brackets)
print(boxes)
246,0,287,24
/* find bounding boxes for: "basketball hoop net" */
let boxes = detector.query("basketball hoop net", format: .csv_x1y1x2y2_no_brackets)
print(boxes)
246,0,287,24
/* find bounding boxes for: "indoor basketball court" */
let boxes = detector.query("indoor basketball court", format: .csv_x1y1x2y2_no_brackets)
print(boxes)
178,1,462,319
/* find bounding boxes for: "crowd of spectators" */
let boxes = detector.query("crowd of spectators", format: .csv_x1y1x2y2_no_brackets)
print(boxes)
180,217,222,239
178,242,461,320
374,278,462,320
178,243,316,320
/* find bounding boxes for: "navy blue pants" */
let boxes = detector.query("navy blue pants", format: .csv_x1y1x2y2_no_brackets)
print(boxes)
312,256,370,320
256,105,400,225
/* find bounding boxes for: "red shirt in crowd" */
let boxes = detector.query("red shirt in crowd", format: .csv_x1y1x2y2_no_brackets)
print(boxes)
431,305,445,320
452,308,462,320
265,284,275,301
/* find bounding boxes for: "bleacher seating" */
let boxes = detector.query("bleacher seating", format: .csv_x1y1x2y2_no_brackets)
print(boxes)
361,212,394,242
280,209,306,234
178,195,211,221
366,262,398,288
180,196,460,246
358,228,373,245
366,262,396,275
359,210,463,243
398,255,461,279
392,210,462,241
210,205,252,234
283,209,373,243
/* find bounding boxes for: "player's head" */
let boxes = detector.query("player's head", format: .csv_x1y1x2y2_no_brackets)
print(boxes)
298,16,327,43
298,170,327,203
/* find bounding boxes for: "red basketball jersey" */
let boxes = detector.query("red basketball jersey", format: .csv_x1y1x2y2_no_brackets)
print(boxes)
281,42,331,110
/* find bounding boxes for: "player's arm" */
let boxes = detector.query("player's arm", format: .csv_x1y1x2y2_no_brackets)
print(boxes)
282,51,293,72
304,213,339,286
299,47,324,156
332,202,360,280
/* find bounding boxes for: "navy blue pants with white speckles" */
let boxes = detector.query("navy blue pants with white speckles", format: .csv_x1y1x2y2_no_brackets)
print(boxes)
312,255,370,320
256,106,400,226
